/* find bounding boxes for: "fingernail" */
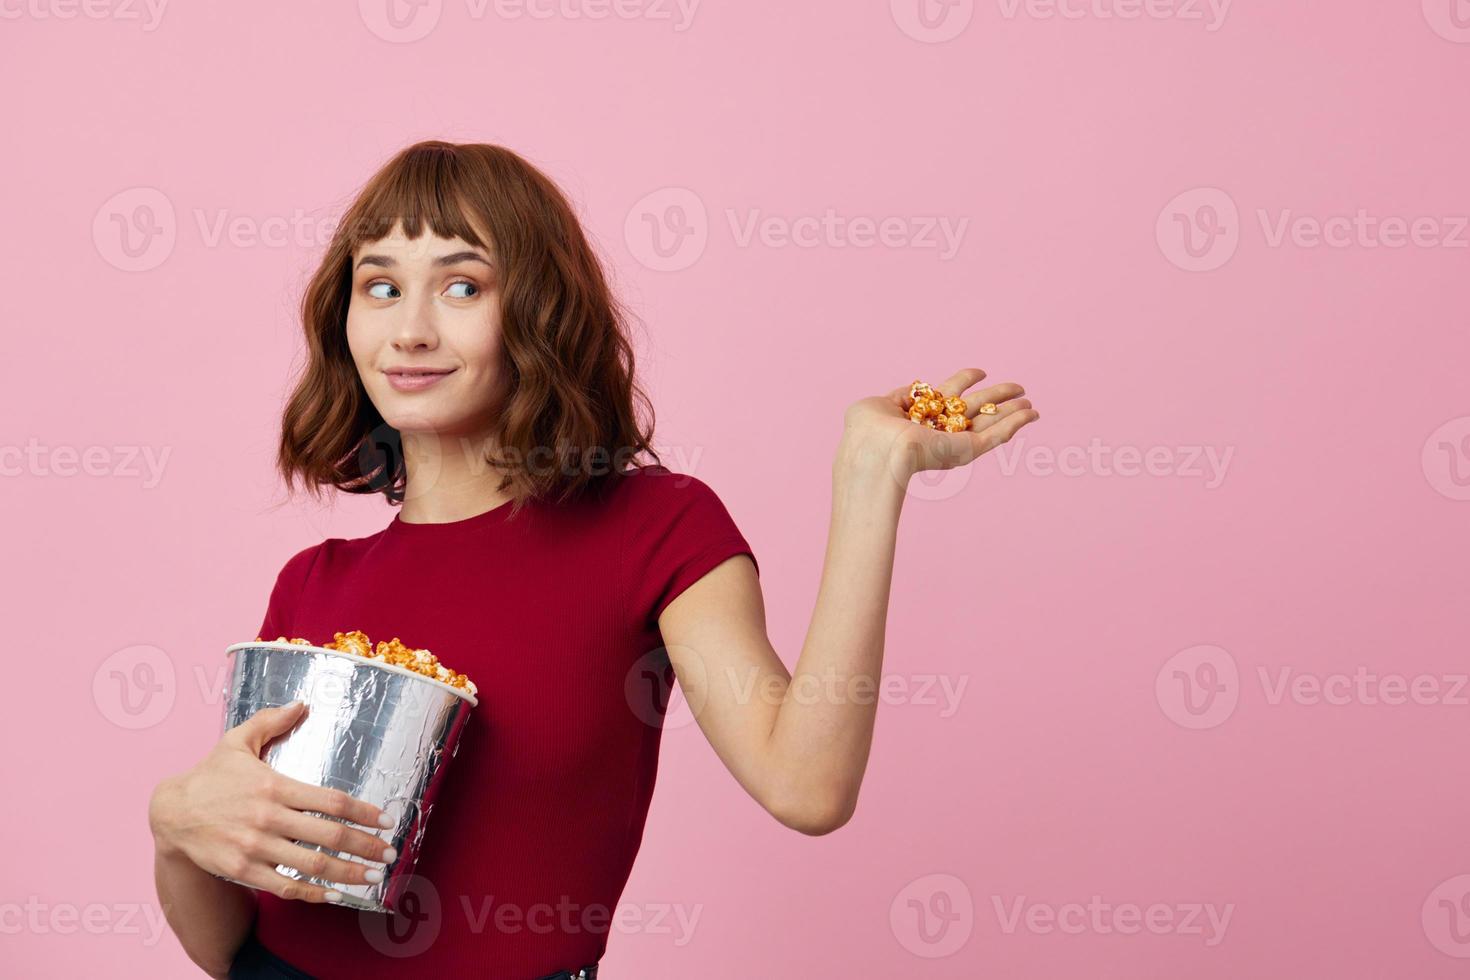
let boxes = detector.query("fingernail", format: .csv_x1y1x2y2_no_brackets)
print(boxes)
377,813,395,829
382,846,398,863
325,890,343,903
283,700,302,709
364,868,383,883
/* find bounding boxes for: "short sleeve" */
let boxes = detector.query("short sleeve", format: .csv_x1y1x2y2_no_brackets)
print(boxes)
621,467,759,629
254,544,322,640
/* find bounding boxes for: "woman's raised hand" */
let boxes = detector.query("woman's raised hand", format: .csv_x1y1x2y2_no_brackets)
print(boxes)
148,701,397,904
842,367,1039,478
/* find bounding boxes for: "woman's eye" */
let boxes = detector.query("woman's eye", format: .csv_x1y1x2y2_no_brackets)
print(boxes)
367,282,399,300
446,281,478,299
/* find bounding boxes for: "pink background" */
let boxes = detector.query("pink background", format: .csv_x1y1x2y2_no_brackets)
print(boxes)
4,1,1469,976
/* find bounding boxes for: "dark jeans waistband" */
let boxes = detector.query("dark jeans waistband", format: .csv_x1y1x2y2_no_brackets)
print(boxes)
228,932,599,980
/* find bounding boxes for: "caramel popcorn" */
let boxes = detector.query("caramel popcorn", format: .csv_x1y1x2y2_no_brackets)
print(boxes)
254,630,477,697
905,379,973,432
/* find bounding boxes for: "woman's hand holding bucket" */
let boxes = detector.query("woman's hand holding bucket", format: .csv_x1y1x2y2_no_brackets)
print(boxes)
148,700,397,904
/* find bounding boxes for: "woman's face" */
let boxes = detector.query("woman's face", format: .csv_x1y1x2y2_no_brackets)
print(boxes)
346,222,504,438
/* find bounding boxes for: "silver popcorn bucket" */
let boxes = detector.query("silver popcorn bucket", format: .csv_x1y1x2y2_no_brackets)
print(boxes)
221,641,477,913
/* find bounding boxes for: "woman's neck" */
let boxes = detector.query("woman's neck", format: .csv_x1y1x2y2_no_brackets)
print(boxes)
397,429,516,524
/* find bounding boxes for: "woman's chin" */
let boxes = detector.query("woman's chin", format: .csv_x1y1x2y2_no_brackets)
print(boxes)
385,412,489,442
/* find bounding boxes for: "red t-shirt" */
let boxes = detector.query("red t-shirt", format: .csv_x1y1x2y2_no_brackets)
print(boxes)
246,464,758,978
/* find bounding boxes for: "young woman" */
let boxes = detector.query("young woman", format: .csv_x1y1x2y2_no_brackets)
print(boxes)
146,141,1039,980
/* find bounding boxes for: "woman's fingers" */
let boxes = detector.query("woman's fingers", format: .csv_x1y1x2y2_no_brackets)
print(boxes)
935,367,988,398
231,860,341,904
271,809,397,864
969,396,1032,429
229,701,307,755
962,383,1027,418
257,837,385,889
965,405,1040,457
274,777,392,831
891,368,991,408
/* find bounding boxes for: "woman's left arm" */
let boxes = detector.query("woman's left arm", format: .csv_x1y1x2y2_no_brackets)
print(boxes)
658,367,1039,835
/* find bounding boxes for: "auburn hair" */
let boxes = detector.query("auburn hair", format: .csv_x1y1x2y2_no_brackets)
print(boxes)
277,140,660,519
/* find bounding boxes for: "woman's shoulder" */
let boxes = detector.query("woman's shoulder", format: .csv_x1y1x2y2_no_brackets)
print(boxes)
610,463,728,512
269,527,382,583
615,462,721,491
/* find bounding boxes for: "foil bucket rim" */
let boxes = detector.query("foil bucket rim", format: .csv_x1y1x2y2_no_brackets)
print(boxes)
225,640,479,708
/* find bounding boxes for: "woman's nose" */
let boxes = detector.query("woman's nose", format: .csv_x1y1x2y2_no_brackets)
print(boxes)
391,296,440,350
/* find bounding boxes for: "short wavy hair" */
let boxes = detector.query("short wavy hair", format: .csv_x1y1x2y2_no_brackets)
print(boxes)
277,140,660,519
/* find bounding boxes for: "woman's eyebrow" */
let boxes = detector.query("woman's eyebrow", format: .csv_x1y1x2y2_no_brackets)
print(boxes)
355,251,495,270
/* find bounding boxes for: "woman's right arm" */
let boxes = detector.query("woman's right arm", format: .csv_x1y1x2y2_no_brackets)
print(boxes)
148,701,397,978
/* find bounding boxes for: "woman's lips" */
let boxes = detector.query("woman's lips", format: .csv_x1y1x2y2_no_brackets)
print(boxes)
384,369,455,392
